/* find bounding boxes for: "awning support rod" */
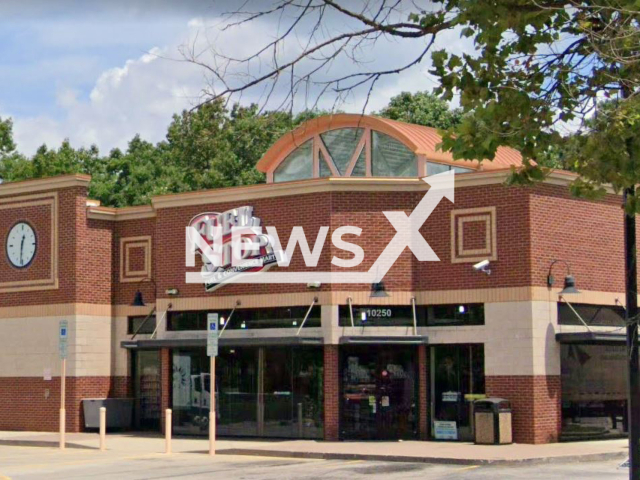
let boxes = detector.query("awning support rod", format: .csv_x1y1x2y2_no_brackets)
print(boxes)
411,297,418,336
560,295,593,333
348,297,355,327
218,301,241,339
150,304,172,340
131,307,157,341
296,297,318,336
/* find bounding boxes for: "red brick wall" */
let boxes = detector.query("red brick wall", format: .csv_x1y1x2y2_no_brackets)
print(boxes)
0,187,83,307
0,375,129,432
529,184,627,293
323,345,339,441
486,375,561,444
159,348,171,433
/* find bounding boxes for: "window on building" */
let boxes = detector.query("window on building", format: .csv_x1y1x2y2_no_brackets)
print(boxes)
426,162,473,176
128,315,157,335
339,305,420,327
273,139,313,182
561,344,628,439
557,303,626,327
168,306,321,331
338,304,484,327
320,128,363,175
371,131,417,177
426,304,484,326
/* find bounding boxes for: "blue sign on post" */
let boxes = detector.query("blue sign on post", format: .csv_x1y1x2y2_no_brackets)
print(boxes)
207,313,219,357
59,320,68,359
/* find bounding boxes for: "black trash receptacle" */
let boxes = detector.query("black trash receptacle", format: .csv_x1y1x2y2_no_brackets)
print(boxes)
474,398,512,445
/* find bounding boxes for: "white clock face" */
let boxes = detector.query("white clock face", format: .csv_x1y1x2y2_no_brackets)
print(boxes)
6,222,37,268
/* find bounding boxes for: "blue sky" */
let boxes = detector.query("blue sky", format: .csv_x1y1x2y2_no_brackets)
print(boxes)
0,1,465,155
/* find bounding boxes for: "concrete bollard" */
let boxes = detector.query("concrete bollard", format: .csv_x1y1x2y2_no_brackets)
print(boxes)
99,407,106,451
59,408,66,450
165,409,172,454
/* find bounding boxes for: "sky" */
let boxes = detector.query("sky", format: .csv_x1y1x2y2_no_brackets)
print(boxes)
0,1,470,155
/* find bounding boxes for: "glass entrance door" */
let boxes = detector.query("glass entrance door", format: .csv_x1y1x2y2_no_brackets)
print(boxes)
172,346,324,438
133,350,161,430
431,344,485,441
340,346,418,440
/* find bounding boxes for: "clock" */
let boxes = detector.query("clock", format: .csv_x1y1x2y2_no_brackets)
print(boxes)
6,222,37,269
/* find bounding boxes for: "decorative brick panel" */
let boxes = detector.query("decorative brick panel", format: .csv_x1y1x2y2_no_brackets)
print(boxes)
485,375,561,444
323,345,339,441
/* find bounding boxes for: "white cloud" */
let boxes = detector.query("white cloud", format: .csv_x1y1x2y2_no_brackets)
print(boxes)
8,13,473,155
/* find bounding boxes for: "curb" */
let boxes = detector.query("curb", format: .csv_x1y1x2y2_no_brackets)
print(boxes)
217,448,628,466
0,440,93,450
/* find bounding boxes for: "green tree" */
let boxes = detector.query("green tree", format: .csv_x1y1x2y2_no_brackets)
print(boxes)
378,91,461,129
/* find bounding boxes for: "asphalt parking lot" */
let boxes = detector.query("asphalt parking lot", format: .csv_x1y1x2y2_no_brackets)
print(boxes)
0,445,629,480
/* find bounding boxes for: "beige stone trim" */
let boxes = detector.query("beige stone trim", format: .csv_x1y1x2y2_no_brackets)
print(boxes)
0,193,59,293
0,174,90,197
119,236,152,283
153,287,630,311
113,304,156,317
0,303,112,319
451,206,498,264
87,205,156,221
0,288,625,319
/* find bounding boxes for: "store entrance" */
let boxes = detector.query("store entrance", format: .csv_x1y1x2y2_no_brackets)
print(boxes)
171,346,324,438
431,344,485,441
340,346,418,440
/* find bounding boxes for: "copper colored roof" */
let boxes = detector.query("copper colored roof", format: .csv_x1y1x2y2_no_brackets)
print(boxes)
256,113,523,173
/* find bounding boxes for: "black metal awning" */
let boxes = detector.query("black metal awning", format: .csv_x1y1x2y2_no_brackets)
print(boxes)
555,332,627,345
121,336,323,350
339,335,429,345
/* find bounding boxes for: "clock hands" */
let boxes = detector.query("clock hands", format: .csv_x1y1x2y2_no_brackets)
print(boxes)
20,234,25,266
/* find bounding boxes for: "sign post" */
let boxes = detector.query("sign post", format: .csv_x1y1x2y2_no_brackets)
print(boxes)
207,313,218,456
59,320,68,450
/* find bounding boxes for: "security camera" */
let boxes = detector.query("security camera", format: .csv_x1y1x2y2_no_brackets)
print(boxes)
307,281,322,289
472,259,491,275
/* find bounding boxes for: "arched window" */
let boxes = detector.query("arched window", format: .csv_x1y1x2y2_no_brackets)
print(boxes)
371,131,417,177
320,128,363,175
273,139,313,182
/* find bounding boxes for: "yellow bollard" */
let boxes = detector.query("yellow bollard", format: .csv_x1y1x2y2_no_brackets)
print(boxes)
99,407,106,451
165,409,172,454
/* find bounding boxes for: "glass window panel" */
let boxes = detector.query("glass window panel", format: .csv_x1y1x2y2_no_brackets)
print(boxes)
339,305,422,327
427,304,484,326
274,140,313,182
561,344,628,439
452,166,473,174
128,315,156,334
168,307,321,331
351,148,366,177
319,150,332,177
558,303,626,327
427,162,451,175
371,131,417,177
320,128,363,175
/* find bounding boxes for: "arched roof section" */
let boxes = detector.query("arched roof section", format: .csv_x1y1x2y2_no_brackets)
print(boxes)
256,113,523,179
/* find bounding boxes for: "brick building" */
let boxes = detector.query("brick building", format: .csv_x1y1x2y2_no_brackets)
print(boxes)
0,114,631,444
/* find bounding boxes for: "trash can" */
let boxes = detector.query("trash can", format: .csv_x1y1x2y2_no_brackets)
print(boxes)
82,398,134,429
474,398,512,445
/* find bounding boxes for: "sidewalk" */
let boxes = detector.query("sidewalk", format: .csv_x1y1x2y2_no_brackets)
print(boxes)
0,431,629,466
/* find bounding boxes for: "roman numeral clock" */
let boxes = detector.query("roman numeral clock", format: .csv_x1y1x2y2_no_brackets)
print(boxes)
6,222,37,269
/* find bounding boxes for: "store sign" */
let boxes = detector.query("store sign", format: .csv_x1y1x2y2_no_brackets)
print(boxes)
59,320,68,359
207,313,219,357
188,207,278,291
434,420,458,440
